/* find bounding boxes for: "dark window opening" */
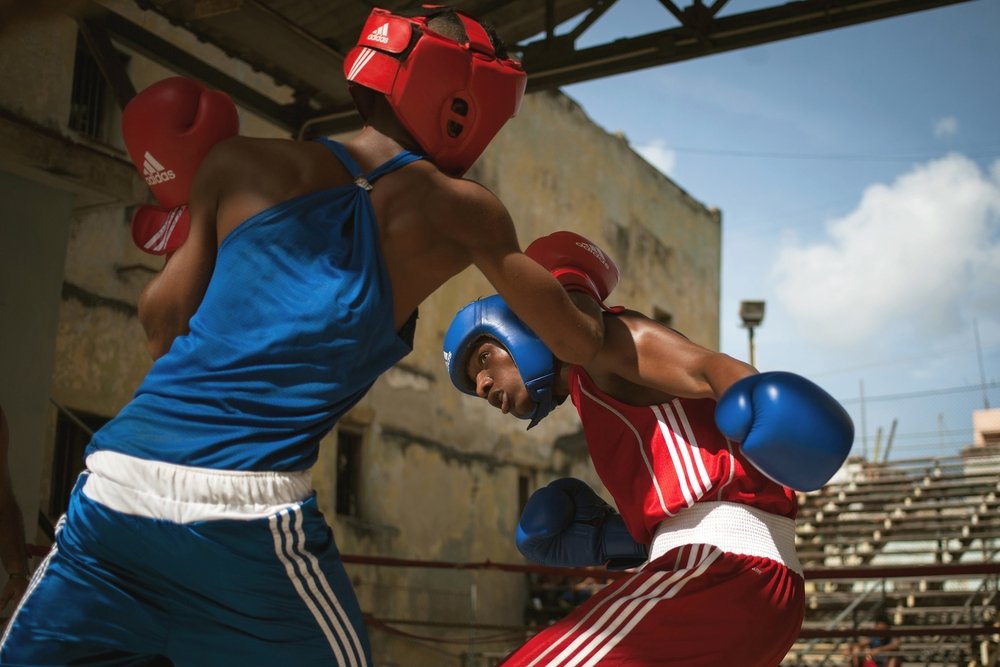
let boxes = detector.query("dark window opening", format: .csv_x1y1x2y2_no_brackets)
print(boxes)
517,473,531,518
50,408,108,518
336,428,364,517
68,32,127,140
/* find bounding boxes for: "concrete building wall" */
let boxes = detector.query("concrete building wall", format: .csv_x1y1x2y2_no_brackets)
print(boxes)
0,8,721,665
479,90,722,346
0,17,76,129
0,172,73,582
972,408,1000,447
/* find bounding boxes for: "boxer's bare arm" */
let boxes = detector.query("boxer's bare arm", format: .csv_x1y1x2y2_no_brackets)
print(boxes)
585,311,756,404
137,147,222,359
437,180,605,365
485,249,605,366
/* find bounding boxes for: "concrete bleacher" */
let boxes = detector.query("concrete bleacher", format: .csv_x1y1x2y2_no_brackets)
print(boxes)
783,447,1000,667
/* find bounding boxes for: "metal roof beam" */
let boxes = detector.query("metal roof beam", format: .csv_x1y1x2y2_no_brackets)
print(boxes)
521,0,977,91
566,0,617,42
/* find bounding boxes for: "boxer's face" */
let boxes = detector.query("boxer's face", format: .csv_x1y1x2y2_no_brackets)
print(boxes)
465,338,534,418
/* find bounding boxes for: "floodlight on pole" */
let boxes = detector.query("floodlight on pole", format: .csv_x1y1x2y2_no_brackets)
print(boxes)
739,300,765,367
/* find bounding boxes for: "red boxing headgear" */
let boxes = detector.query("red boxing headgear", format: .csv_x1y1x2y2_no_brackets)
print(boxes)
343,7,527,176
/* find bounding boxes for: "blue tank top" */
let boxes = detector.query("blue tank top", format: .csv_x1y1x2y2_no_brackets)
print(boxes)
87,139,423,471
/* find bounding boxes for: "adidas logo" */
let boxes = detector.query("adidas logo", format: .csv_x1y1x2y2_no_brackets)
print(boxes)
347,47,377,82
142,151,176,186
366,22,389,44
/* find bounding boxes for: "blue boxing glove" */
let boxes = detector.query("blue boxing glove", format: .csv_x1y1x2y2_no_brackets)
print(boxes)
515,478,648,570
715,371,854,492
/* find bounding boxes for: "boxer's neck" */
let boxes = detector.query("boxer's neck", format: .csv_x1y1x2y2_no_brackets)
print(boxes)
361,98,423,157
552,360,571,401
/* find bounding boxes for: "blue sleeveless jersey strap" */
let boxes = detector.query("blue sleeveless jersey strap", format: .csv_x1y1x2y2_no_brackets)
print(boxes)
314,138,423,187
314,137,363,178
365,151,424,184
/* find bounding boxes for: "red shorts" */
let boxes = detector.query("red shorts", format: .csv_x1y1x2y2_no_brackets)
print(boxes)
501,544,804,666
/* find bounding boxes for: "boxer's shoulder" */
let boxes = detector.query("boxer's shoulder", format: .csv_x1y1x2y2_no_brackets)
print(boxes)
200,137,338,201
193,136,286,189
190,137,327,238
202,135,278,163
423,174,509,231
384,172,512,271
579,310,706,406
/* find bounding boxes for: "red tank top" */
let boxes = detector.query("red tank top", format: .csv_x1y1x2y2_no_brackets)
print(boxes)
568,366,797,544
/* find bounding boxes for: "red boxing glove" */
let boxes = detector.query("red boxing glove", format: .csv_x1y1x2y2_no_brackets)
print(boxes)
122,77,238,253
525,231,620,304
131,204,190,256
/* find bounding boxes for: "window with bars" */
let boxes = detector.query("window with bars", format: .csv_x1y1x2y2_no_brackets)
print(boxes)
68,32,125,140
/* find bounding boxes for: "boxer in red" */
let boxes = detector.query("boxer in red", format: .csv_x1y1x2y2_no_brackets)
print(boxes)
443,231,854,666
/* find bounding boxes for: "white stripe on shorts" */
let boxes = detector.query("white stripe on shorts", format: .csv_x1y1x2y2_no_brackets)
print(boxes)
526,545,721,667
270,506,369,667
0,515,65,651
573,546,721,667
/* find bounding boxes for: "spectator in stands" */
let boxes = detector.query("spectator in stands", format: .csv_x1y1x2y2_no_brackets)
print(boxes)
0,405,30,617
846,613,903,667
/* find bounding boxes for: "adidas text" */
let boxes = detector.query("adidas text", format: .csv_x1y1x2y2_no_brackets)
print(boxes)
145,169,177,186
575,240,610,268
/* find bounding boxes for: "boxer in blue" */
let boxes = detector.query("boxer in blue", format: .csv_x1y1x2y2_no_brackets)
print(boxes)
0,8,606,667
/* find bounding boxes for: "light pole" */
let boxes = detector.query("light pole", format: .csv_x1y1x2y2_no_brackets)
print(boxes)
739,300,765,367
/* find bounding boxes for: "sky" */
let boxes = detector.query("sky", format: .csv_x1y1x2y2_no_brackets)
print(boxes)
553,0,1000,462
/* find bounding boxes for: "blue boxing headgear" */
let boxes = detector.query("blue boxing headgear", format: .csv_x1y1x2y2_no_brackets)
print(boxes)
443,294,559,429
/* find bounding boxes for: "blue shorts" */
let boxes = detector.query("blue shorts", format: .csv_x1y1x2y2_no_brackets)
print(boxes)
0,452,371,666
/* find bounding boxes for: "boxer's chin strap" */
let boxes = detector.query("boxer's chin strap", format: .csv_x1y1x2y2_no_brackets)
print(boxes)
515,304,609,429
526,386,564,430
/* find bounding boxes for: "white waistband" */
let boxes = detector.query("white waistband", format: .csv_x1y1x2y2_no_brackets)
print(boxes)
649,501,802,576
82,450,313,524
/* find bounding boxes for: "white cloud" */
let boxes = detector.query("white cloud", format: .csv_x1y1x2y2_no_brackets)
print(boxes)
772,154,1000,349
934,115,959,138
635,139,677,177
